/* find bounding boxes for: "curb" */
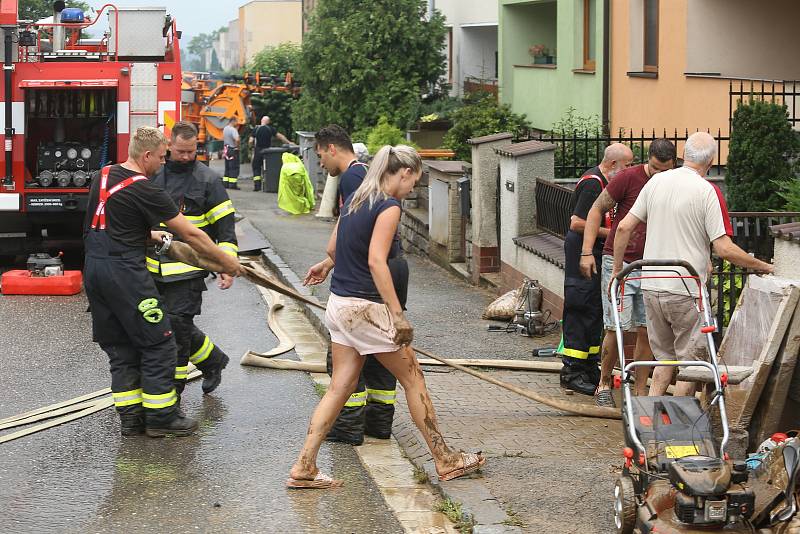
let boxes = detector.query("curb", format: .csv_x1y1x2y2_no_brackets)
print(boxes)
256,234,519,533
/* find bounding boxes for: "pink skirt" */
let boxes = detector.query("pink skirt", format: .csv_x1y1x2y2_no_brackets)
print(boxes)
325,293,400,356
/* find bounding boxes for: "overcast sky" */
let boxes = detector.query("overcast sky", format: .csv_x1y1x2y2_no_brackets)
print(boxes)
83,1,240,44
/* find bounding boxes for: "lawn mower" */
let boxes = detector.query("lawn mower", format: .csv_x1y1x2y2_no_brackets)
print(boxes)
610,259,800,533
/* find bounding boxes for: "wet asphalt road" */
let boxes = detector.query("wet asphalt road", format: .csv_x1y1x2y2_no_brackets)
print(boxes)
0,270,401,532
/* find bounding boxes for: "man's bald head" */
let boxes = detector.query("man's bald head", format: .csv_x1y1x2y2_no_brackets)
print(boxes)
261,116,270,126
600,142,634,179
683,132,717,166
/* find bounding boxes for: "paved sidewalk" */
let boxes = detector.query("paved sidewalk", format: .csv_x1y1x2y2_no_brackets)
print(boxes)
230,177,623,533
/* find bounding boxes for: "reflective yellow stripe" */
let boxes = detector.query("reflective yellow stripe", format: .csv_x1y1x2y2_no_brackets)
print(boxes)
205,200,235,224
146,256,160,274
174,365,189,380
159,261,204,277
142,389,178,409
562,347,590,360
253,175,262,181
185,214,210,228
190,336,214,365
344,391,367,407
218,242,238,257
588,345,600,355
112,388,143,407
366,388,396,405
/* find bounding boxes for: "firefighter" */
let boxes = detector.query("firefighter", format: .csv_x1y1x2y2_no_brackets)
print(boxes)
560,143,633,395
250,115,292,192
147,121,237,399
83,126,241,437
304,125,405,444
222,117,240,190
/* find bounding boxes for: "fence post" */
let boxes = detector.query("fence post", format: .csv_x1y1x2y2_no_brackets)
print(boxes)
466,132,513,284
495,140,556,290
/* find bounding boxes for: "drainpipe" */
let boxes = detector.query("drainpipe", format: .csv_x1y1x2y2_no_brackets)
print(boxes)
3,26,12,189
601,0,610,134
427,0,435,21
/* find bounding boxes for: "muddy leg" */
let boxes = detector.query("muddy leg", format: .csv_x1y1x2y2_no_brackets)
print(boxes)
289,343,365,480
597,330,617,392
374,346,461,474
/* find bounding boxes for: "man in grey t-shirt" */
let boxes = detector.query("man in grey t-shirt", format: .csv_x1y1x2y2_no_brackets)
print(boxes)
612,132,773,396
222,118,240,190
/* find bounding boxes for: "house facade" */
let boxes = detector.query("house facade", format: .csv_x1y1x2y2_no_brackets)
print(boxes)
499,0,607,130
214,19,241,73
238,0,303,68
435,0,499,96
609,0,800,139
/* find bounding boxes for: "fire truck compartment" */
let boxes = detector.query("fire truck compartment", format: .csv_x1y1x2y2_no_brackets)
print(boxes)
24,87,117,191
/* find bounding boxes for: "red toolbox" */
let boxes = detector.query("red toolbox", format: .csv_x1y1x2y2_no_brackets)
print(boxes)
1,270,83,296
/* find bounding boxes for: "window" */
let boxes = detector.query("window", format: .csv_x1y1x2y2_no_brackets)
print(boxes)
643,0,659,72
583,0,596,70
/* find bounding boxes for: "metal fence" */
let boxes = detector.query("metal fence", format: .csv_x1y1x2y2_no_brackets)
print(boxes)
711,212,800,330
730,79,799,130
535,178,573,239
522,129,729,179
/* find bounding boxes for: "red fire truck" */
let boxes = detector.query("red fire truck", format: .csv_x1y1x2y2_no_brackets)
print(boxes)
0,1,182,256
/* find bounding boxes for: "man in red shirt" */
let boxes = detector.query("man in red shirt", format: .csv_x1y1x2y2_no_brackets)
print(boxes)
579,139,677,407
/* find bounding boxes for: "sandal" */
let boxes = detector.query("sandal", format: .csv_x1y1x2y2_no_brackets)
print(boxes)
438,451,486,482
594,388,616,408
286,471,344,489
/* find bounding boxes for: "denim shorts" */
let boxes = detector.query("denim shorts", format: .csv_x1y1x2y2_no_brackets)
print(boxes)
601,255,647,331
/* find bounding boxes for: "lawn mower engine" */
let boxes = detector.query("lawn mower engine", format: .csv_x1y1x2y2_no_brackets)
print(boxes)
27,252,64,277
669,456,754,527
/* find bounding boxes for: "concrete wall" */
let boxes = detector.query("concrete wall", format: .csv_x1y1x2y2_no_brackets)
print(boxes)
774,240,800,280
686,0,800,80
239,1,302,67
500,0,605,130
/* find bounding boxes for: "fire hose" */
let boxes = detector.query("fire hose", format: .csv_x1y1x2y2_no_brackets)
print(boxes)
164,240,620,421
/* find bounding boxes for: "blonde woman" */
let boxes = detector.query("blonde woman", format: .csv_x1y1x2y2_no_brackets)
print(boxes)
288,145,485,488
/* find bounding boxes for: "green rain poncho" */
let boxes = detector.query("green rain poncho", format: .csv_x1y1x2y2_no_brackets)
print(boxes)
277,152,316,215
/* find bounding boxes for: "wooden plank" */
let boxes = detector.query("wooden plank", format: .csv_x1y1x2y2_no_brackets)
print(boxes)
749,303,800,446
676,365,753,385
735,286,800,429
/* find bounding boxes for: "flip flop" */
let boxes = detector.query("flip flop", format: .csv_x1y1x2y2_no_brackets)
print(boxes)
286,472,344,489
438,451,486,482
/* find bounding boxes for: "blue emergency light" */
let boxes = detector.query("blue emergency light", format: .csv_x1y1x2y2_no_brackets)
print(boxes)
60,8,85,23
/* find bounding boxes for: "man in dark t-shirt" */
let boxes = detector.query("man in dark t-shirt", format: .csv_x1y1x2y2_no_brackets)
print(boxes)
579,139,676,406
83,126,241,438
560,143,633,396
250,115,292,191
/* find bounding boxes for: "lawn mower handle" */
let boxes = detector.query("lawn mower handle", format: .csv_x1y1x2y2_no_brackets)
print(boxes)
614,259,700,281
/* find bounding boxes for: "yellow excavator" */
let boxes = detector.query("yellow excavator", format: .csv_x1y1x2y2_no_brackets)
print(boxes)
181,72,300,161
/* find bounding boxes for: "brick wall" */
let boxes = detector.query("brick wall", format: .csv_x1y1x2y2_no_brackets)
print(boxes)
400,208,429,257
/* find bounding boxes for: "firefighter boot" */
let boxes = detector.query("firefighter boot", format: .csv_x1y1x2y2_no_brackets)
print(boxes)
560,357,598,396
200,349,230,394
146,413,199,438
120,414,145,436
253,179,262,192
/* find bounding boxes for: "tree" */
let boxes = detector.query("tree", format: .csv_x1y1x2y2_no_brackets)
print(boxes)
292,0,447,132
187,27,224,71
247,42,302,77
20,0,90,22
726,99,800,211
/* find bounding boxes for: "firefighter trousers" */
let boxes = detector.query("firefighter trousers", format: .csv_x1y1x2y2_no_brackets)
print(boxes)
155,278,227,394
84,231,179,426
326,349,397,443
223,145,240,186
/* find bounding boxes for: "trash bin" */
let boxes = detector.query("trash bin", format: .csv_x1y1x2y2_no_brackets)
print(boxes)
260,146,289,193
297,131,325,194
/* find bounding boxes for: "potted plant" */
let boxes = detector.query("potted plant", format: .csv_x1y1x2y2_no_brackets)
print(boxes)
529,44,549,65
